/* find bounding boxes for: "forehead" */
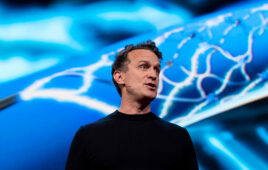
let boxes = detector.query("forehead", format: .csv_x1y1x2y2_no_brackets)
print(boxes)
127,49,160,64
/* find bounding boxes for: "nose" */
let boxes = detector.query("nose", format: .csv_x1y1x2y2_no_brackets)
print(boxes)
148,68,158,80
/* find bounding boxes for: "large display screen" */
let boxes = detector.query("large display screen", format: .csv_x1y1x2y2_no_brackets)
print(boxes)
0,1,267,169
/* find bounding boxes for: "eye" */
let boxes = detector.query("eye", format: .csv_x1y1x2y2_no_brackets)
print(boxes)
155,67,161,74
139,64,149,70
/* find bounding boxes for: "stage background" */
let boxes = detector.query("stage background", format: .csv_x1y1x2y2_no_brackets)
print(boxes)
0,0,268,169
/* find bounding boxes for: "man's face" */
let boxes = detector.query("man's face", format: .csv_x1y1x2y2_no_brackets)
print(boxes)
121,49,161,101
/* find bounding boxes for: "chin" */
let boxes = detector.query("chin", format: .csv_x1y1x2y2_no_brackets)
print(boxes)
144,93,157,100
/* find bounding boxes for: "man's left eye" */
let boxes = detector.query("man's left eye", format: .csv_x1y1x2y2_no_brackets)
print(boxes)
155,68,160,74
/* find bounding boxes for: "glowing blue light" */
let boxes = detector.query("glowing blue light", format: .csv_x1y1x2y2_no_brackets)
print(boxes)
208,136,249,169
260,69,268,82
256,126,268,145
0,17,82,49
98,5,191,30
0,56,60,83
91,1,192,28
19,53,117,114
178,83,268,127
1,1,268,170
206,133,268,170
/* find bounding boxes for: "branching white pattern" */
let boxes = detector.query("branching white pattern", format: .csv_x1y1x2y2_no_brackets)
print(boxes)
20,3,268,124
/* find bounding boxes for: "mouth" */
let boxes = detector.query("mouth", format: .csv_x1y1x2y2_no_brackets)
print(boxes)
145,83,157,90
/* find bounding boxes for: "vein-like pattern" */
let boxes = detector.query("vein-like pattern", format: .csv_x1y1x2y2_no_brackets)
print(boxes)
20,3,268,125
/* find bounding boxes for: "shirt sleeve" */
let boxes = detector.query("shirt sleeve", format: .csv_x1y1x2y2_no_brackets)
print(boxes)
65,127,90,170
184,128,199,170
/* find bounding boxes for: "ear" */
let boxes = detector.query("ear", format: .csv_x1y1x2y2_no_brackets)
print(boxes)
113,70,125,85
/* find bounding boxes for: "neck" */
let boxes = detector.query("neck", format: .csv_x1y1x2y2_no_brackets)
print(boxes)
118,96,151,115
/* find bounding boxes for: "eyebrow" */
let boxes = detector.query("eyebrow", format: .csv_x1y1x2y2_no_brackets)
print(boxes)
138,60,161,67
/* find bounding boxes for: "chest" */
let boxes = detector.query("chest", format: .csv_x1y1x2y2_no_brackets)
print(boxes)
86,124,186,169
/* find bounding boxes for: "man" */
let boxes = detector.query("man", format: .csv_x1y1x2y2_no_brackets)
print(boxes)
66,40,199,170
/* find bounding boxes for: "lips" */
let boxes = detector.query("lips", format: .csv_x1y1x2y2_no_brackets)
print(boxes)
145,83,156,90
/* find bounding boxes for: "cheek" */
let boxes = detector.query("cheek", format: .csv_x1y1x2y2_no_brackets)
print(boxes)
125,75,142,86
124,70,145,87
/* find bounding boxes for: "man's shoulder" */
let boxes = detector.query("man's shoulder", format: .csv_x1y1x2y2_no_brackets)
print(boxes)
156,117,187,134
81,111,116,130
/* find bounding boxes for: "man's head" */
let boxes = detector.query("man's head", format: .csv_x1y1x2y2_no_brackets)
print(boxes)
112,40,162,101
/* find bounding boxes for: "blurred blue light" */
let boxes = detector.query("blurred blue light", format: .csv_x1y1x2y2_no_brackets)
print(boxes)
0,0,193,84
0,56,60,83
97,4,191,30
257,126,268,145
207,134,268,169
0,1,267,169
208,136,249,169
0,17,82,49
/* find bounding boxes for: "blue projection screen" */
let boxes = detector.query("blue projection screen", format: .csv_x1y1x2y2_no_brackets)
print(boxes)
0,1,268,170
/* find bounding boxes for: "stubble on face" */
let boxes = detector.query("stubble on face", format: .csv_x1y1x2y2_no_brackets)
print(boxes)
122,49,160,102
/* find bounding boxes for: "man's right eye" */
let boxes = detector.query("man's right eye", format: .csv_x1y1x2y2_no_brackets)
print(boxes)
140,65,148,69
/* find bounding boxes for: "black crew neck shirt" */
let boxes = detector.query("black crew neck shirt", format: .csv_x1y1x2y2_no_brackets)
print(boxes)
66,110,198,170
